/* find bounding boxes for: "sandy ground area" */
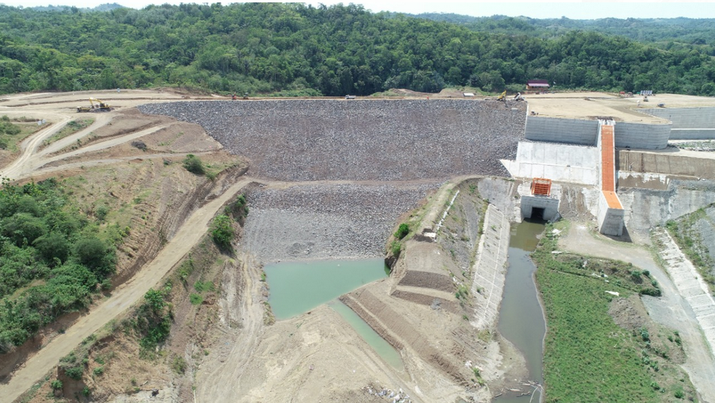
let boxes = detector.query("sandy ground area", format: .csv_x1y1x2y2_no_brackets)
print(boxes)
525,91,715,123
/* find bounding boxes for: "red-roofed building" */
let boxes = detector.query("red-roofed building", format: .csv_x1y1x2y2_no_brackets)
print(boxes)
527,80,550,90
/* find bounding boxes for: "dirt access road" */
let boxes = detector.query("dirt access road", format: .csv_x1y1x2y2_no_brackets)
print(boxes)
0,176,253,403
559,223,715,402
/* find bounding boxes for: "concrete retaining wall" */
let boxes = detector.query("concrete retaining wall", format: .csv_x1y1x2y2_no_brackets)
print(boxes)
525,116,672,149
597,192,625,236
617,150,715,180
525,116,599,145
643,107,715,129
470,205,510,330
670,128,715,140
614,122,671,150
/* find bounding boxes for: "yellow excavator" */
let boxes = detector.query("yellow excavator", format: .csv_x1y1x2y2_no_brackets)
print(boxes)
77,98,112,112
497,90,507,102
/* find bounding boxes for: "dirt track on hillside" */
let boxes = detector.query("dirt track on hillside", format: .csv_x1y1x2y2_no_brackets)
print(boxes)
0,174,253,403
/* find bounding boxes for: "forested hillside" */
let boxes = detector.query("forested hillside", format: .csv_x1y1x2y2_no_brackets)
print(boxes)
415,13,715,53
0,179,117,352
1,3,715,96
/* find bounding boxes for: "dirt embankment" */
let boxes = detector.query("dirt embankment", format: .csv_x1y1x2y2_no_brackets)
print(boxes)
339,177,530,401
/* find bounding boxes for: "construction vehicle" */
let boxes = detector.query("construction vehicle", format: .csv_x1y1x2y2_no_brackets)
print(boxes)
497,90,507,102
77,98,112,113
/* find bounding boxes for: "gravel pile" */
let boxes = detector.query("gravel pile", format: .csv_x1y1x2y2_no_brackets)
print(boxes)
241,182,439,262
139,99,526,182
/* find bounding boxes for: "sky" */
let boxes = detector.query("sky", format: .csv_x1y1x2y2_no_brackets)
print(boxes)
1,0,715,20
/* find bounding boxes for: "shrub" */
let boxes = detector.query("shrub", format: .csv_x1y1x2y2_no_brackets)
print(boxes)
74,237,115,276
455,284,469,300
228,194,249,220
194,281,214,293
394,223,409,240
189,293,203,305
0,120,21,135
34,232,70,264
1,213,47,246
210,214,234,249
65,366,83,380
640,287,661,297
172,356,187,374
93,366,104,376
136,288,173,350
182,154,205,175
50,379,63,390
95,204,109,221
390,240,401,257
131,140,147,151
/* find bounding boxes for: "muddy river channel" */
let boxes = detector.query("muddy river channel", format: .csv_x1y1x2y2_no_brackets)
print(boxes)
495,220,547,403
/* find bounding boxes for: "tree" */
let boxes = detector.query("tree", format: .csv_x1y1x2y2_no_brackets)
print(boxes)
210,214,234,249
33,232,70,264
74,237,114,276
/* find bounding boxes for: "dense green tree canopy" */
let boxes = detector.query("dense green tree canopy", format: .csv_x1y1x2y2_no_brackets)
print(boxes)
1,3,714,96
0,179,116,353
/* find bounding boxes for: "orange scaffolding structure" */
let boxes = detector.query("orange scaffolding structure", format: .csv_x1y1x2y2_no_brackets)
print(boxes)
531,178,552,196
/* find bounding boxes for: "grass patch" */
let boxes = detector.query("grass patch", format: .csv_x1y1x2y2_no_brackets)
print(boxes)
0,118,47,152
194,281,214,293
534,223,696,402
42,118,94,147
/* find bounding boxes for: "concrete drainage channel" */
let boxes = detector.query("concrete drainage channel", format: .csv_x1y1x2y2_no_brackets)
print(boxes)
653,228,715,358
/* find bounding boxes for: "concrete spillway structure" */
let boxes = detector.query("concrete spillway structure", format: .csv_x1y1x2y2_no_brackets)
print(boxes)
597,121,625,236
519,179,560,221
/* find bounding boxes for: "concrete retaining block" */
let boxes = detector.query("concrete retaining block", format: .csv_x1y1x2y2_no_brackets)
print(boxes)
525,116,598,145
597,192,625,236
614,122,671,150
643,107,715,129
670,128,715,140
